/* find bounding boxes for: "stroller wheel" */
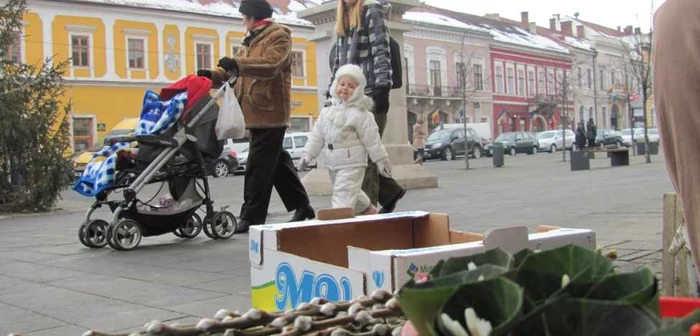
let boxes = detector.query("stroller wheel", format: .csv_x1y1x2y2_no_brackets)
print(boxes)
78,222,94,248
109,219,142,251
202,216,217,239
179,213,203,238
210,211,237,240
173,228,185,238
85,220,109,248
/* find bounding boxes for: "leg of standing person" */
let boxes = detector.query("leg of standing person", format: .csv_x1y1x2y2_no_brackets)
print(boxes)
361,112,405,213
239,128,283,229
273,146,314,222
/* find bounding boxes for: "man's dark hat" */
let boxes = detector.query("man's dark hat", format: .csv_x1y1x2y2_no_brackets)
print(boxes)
239,0,274,19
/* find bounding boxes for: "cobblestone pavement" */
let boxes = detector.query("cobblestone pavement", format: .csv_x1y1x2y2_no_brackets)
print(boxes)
0,152,672,334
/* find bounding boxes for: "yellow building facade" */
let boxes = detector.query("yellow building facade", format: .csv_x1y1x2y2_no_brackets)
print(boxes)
21,0,319,153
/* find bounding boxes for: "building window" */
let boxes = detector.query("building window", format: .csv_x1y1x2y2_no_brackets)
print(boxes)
473,64,483,90
72,116,94,152
556,70,564,96
71,35,90,67
495,65,504,94
290,117,311,132
232,46,240,56
579,106,584,123
517,69,525,96
587,69,592,89
611,70,616,86
291,51,304,78
577,67,582,88
528,70,535,97
589,107,594,121
127,38,145,69
456,62,465,87
599,69,605,90
537,68,545,95
430,60,442,95
547,69,555,96
602,107,607,128
506,67,515,95
196,43,212,70
8,31,21,63
480,116,489,123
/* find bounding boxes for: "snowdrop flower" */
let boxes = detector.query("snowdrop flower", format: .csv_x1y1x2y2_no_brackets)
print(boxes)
332,328,353,336
392,326,402,336
385,297,400,310
222,316,235,323
82,331,97,336
243,308,263,321
465,308,492,336
310,297,324,305
373,324,391,336
371,289,391,300
196,318,217,331
223,330,235,336
561,274,571,289
468,262,477,271
478,275,485,282
321,302,338,316
440,313,469,336
294,316,313,332
271,317,289,329
215,309,232,320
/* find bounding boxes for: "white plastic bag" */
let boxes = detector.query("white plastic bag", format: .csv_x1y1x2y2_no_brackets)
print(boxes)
216,82,246,140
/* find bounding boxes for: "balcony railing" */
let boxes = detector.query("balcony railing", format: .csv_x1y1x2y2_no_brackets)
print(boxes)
407,84,465,98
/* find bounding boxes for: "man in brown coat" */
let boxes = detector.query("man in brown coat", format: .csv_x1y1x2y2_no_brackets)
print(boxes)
653,0,700,273
198,0,314,232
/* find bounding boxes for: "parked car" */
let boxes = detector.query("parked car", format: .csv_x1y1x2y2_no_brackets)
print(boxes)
595,129,623,147
423,127,483,161
209,150,239,178
537,130,575,153
283,132,317,170
634,128,660,143
224,140,249,175
485,132,538,156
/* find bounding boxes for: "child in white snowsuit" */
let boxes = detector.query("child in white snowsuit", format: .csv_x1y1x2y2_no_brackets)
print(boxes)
298,64,392,215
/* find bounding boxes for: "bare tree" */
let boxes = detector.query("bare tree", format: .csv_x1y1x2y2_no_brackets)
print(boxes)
542,61,585,162
620,7,654,163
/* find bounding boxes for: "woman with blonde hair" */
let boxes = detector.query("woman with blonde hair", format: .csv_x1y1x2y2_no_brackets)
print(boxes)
329,0,406,214
413,119,426,164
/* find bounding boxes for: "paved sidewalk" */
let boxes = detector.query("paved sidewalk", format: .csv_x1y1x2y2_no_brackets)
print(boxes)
0,153,672,334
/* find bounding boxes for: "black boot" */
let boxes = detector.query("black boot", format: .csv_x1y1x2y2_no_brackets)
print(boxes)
235,219,252,234
289,205,315,222
379,188,406,214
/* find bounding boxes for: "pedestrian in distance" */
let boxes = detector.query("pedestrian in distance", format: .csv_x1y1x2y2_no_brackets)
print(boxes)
586,118,597,148
197,0,314,232
298,64,392,216
413,119,426,164
330,0,406,214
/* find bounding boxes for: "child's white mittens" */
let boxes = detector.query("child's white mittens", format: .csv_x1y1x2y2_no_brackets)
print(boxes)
377,158,392,177
296,154,312,171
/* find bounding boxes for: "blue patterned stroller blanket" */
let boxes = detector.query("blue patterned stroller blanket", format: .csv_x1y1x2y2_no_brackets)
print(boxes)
72,90,187,197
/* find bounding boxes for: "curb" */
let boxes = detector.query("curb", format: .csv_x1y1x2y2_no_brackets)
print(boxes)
0,208,84,220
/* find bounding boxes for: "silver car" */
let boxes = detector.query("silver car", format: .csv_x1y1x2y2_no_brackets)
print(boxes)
537,130,575,153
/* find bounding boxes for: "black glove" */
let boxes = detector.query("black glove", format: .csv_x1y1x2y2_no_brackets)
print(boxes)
217,57,239,73
373,87,390,114
196,69,212,79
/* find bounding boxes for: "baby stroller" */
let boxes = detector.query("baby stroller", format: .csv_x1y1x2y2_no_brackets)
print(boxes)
75,75,239,251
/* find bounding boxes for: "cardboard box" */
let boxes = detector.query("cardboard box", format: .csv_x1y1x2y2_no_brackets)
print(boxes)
249,211,595,312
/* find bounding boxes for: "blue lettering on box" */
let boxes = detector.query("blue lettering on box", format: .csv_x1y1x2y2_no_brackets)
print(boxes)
250,240,260,253
275,263,352,311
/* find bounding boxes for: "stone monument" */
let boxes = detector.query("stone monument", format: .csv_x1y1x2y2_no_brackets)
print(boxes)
298,0,438,196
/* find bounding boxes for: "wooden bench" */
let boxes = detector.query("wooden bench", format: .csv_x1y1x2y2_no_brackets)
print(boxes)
570,147,630,171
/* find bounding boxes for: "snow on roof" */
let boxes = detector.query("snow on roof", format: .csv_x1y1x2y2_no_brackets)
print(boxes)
403,11,488,33
75,0,313,27
564,36,594,51
483,24,569,54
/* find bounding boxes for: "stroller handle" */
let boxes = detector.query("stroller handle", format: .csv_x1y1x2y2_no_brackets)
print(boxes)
185,74,238,130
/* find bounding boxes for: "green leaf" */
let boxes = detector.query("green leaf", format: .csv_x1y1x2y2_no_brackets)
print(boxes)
516,245,615,301
436,277,523,336
512,249,535,268
585,267,659,314
398,265,510,336
437,248,513,277
515,298,661,336
649,309,700,336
